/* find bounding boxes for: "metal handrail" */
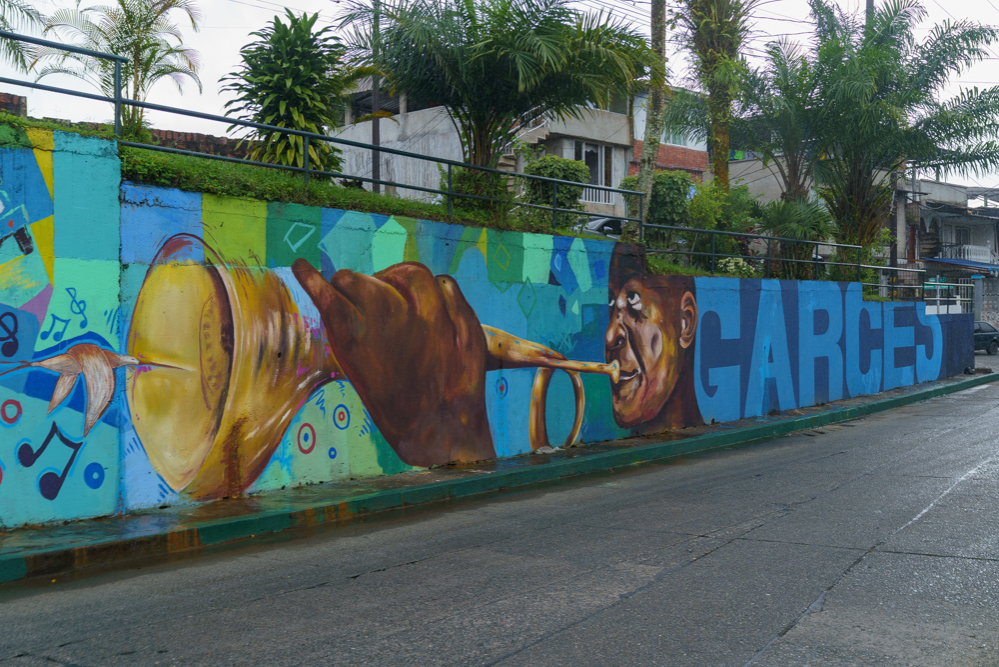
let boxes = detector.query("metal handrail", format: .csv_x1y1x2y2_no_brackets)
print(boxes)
641,223,927,283
0,30,643,230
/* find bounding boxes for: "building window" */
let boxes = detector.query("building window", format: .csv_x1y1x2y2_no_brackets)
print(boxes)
574,141,614,204
664,130,687,147
955,226,971,245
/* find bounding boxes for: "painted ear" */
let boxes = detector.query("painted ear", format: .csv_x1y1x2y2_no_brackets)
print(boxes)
679,291,697,349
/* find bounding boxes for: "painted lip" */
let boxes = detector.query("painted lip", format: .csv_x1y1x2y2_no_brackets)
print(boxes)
617,368,641,384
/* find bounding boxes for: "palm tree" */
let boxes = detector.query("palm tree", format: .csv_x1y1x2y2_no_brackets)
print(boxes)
812,0,999,248
31,0,203,138
673,0,759,190
341,0,657,168
0,0,44,71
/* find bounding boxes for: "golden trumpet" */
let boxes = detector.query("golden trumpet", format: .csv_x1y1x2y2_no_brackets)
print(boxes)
482,325,620,451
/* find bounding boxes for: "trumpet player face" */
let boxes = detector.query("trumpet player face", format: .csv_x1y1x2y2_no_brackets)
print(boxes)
605,278,697,428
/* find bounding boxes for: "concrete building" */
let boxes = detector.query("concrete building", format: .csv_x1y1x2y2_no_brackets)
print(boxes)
335,85,709,219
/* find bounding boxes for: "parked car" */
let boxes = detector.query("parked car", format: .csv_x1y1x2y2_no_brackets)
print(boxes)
582,217,622,239
974,321,999,355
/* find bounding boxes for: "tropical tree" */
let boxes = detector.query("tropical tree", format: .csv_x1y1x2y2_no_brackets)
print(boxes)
810,0,999,249
341,0,657,169
222,10,368,175
32,0,202,139
0,0,44,71
672,0,758,190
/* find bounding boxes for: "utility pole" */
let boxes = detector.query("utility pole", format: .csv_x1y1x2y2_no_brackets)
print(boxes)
631,0,667,240
866,0,874,28
371,0,381,194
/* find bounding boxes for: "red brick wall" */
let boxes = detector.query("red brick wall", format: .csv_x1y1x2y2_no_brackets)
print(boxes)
148,129,251,159
0,93,26,117
629,140,709,180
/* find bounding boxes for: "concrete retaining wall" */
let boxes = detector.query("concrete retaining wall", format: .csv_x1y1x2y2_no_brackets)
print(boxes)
0,129,974,529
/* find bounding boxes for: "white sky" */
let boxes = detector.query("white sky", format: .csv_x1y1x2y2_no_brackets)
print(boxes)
5,0,999,189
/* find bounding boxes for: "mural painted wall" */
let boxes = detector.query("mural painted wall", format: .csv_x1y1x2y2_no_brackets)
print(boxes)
0,130,974,529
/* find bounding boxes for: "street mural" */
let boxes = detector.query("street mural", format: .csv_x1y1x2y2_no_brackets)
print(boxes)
0,128,973,528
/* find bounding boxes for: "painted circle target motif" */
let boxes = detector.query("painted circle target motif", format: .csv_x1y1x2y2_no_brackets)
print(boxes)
333,404,350,430
84,462,105,489
328,447,337,459
297,423,316,454
1,399,21,425
496,377,508,398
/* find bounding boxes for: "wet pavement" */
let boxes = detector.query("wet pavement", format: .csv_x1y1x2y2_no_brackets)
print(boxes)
2,376,999,665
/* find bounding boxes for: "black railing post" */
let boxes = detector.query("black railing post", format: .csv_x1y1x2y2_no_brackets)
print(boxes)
813,242,818,280
710,231,716,275
766,239,771,279
113,61,121,138
639,193,645,243
303,136,310,188
552,182,558,230
447,164,453,217
856,249,862,283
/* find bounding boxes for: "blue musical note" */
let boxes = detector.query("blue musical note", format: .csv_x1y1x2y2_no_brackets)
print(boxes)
66,287,87,328
17,422,83,500
39,314,69,342
0,311,18,357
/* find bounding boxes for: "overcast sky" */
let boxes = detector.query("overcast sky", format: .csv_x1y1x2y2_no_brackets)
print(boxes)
5,0,999,189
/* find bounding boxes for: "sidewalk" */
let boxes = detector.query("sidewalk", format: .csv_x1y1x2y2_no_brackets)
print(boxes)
1,371,994,585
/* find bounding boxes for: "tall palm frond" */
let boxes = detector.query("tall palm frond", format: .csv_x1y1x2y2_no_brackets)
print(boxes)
0,0,44,71
31,0,202,138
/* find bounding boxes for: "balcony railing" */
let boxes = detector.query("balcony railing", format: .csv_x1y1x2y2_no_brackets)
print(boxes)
940,244,998,264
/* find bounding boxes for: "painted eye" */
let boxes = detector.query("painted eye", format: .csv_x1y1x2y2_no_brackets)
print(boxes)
627,291,642,310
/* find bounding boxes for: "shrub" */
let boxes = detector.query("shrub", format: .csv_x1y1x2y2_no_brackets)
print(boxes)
520,155,589,228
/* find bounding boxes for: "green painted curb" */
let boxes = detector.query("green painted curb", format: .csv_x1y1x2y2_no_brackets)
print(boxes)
3,373,993,584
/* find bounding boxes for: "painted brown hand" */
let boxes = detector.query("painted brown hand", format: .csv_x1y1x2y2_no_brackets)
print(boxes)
292,259,495,468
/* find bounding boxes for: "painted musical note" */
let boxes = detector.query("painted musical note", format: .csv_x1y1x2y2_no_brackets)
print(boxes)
17,422,83,500
66,288,87,328
0,311,18,357
39,314,70,342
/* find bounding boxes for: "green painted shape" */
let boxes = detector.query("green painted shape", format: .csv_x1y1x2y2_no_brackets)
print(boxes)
516,278,538,318
266,202,321,268
52,132,120,261
372,425,415,476
0,556,27,583
202,194,267,266
372,218,408,272
0,125,31,149
320,210,374,274
486,230,525,287
522,233,553,284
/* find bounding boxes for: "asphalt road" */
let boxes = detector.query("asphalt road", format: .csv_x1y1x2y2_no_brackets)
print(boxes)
4,379,999,666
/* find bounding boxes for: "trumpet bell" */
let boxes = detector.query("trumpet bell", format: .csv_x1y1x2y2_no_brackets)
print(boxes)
126,234,338,499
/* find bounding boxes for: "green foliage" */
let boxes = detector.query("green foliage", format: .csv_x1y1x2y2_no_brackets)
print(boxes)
439,166,512,220
755,197,833,279
621,170,692,228
122,146,496,226
222,10,364,175
342,0,657,167
521,154,588,227
34,0,203,138
716,257,759,277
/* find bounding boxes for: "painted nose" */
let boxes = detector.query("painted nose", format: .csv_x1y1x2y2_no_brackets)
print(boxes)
605,314,627,356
